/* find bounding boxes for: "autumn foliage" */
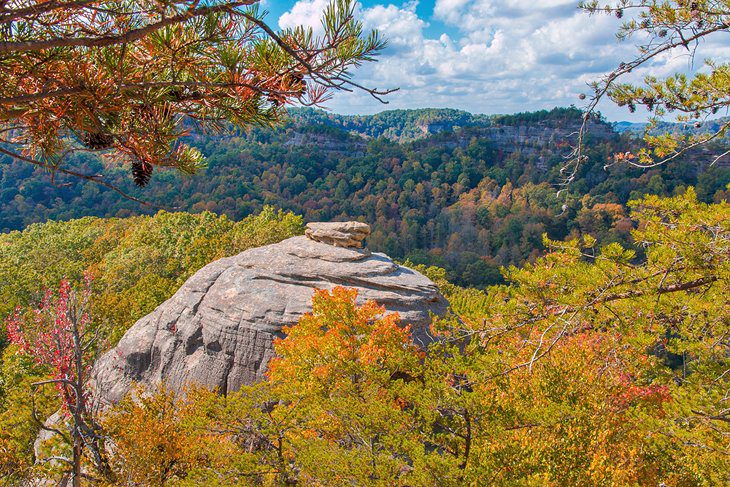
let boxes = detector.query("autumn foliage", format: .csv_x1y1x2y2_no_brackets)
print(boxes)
2,190,728,484
267,287,424,484
5,276,93,414
269,287,421,386
4,274,109,485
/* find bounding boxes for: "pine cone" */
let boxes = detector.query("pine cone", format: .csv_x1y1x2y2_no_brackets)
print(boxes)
131,161,153,187
81,131,115,150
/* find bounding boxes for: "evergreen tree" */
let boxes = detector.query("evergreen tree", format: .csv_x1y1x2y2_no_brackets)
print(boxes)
0,0,389,200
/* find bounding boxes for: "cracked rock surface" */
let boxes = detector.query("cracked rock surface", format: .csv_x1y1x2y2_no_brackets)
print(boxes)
92,233,450,405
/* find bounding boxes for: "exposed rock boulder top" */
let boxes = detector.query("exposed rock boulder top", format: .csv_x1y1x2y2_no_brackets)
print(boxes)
92,224,450,406
305,221,370,248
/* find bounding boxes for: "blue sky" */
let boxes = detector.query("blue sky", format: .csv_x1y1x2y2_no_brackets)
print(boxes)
262,1,729,121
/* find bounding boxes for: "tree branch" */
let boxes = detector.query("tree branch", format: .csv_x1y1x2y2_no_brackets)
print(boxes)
563,8,730,186
0,2,257,54
0,145,170,208
597,276,718,304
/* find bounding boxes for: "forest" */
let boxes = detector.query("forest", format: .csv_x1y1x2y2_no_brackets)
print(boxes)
2,107,728,287
1,0,729,485
1,190,728,485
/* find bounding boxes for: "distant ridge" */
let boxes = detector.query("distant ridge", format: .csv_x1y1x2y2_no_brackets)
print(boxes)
285,106,595,143
287,107,730,143
613,117,730,137
286,107,491,142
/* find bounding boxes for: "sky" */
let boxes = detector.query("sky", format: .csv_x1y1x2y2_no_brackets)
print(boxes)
262,1,730,121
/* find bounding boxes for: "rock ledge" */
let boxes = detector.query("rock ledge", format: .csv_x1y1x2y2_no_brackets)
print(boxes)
92,229,449,405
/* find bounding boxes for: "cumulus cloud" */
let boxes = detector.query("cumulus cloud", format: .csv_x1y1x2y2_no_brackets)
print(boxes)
278,0,331,32
278,1,730,120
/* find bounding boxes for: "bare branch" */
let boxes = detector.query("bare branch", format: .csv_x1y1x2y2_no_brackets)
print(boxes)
0,145,171,208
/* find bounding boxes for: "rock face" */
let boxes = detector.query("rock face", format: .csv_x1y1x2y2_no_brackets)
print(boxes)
92,223,449,405
305,221,370,248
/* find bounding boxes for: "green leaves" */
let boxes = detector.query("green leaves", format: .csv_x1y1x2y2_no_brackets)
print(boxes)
0,207,303,346
0,206,304,478
3,190,729,483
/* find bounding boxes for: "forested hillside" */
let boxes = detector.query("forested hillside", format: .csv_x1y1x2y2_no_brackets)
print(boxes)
3,107,727,287
2,191,728,485
0,208,303,348
0,208,305,478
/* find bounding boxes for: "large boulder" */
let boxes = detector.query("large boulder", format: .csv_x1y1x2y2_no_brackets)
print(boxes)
92,223,449,405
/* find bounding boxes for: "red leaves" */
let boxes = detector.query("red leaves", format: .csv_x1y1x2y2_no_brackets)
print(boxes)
613,372,671,411
4,274,94,414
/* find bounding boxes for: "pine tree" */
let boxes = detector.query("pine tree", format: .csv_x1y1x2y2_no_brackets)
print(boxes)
0,1,391,201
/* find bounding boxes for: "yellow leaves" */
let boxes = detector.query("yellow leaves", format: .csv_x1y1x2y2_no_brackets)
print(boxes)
475,329,669,484
643,133,681,160
102,384,196,485
581,233,597,249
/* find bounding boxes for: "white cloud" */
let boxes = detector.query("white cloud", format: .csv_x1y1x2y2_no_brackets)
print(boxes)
278,0,730,120
362,3,426,50
278,0,330,32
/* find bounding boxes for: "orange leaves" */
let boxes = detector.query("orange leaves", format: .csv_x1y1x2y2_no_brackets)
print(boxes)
312,364,332,380
613,151,637,163
262,287,425,483
102,384,198,484
270,287,419,388
360,314,411,366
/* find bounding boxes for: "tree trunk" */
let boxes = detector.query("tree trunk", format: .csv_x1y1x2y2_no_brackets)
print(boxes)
72,429,82,487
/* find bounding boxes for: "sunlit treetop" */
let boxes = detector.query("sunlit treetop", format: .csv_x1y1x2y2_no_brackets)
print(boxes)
0,0,390,201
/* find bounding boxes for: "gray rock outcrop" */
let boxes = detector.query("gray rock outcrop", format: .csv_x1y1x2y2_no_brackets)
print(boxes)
92,223,449,405
305,221,370,248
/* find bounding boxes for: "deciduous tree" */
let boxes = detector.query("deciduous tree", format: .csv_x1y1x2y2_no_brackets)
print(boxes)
5,275,110,485
440,188,729,483
267,287,425,484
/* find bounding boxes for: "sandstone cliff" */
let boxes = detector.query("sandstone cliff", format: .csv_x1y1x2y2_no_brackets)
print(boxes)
92,223,450,405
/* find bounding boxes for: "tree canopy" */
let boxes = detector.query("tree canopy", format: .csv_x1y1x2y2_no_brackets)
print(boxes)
2,107,726,287
2,190,728,484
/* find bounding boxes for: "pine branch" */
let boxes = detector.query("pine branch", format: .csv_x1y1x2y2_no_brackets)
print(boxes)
0,2,257,54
